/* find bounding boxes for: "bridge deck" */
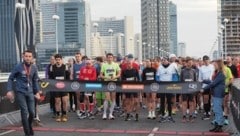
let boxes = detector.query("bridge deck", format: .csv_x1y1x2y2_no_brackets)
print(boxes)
0,109,231,136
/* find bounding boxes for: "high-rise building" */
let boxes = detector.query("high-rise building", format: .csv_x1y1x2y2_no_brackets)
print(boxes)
178,42,186,57
169,1,178,55
41,0,91,56
141,0,170,59
91,16,134,56
0,0,35,72
219,0,240,57
35,0,42,44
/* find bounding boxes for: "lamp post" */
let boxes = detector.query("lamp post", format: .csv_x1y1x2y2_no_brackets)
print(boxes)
143,42,146,60
52,15,60,54
93,22,98,36
16,3,26,62
108,29,113,53
152,45,154,58
119,33,124,55
223,18,229,59
148,44,151,59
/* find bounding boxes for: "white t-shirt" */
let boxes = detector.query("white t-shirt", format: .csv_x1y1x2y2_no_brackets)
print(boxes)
198,64,215,88
157,64,176,81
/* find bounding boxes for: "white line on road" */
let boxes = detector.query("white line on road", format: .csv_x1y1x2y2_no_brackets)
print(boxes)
148,127,159,136
0,130,16,136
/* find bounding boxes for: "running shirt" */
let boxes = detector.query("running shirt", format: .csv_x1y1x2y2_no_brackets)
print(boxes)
122,68,139,81
224,66,233,93
49,64,69,80
101,62,120,81
142,67,156,81
198,64,215,88
156,64,176,81
181,67,197,82
73,62,85,80
79,66,97,81
237,64,240,78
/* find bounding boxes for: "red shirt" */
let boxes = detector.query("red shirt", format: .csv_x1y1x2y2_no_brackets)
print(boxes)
237,64,240,78
79,66,97,81
121,62,140,72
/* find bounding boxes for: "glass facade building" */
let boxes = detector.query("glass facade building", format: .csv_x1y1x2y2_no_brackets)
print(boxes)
0,0,35,72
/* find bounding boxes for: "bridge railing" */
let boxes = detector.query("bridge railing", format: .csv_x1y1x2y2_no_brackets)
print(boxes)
231,79,240,133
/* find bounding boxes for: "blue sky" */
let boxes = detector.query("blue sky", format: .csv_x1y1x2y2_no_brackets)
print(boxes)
90,0,218,57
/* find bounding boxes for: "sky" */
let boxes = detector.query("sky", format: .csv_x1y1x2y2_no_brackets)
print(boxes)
89,0,218,57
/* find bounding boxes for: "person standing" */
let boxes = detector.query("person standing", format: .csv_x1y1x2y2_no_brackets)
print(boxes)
122,60,140,121
79,59,97,119
156,57,175,123
142,59,157,119
48,54,70,122
7,50,41,136
198,55,215,120
70,52,85,118
46,56,56,117
100,53,121,120
180,57,197,122
202,59,226,133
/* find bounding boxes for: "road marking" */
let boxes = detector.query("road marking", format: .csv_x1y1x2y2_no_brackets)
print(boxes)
0,130,16,136
148,127,159,136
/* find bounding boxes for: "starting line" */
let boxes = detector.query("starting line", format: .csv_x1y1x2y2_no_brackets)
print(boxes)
0,126,230,136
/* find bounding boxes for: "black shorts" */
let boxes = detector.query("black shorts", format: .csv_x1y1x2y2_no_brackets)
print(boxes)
125,93,138,98
53,92,68,98
182,94,194,102
202,89,211,95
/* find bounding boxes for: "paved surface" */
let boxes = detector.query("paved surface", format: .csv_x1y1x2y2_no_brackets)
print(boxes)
0,109,231,136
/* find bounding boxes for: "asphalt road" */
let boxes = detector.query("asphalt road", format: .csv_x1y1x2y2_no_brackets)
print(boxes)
0,109,231,136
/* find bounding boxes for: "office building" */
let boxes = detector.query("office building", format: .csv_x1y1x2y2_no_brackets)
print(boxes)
178,42,186,57
41,0,91,56
169,1,178,55
219,0,240,56
0,0,35,72
141,0,170,59
90,33,124,57
91,16,134,56
35,0,42,44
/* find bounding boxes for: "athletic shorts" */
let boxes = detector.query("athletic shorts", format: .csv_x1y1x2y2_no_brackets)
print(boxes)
182,94,194,102
202,89,211,95
125,93,138,98
53,92,68,98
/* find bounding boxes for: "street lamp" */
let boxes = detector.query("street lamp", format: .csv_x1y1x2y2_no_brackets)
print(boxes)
223,18,229,58
148,44,151,59
108,29,113,53
119,33,124,55
142,42,146,60
52,15,60,54
16,3,26,62
152,45,154,58
93,23,98,36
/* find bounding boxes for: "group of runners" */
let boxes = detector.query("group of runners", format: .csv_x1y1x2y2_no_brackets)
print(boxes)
43,51,240,133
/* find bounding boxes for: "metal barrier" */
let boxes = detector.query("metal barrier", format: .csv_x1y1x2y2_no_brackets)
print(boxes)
231,79,240,133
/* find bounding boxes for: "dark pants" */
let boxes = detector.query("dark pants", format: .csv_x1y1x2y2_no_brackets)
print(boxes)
49,92,56,114
69,92,77,110
160,93,173,117
16,92,35,136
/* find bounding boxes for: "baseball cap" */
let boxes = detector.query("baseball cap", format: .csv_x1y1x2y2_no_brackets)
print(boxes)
169,54,176,58
203,55,209,60
127,54,134,59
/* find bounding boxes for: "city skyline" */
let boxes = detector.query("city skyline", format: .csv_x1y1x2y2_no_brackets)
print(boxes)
90,0,218,57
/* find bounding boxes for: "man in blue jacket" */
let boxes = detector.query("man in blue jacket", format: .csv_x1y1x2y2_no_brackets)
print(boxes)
6,50,41,136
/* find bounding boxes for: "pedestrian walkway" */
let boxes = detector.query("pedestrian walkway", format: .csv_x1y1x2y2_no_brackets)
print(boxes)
0,110,231,136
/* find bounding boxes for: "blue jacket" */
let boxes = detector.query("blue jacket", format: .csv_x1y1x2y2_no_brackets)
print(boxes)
203,71,225,98
7,63,40,94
